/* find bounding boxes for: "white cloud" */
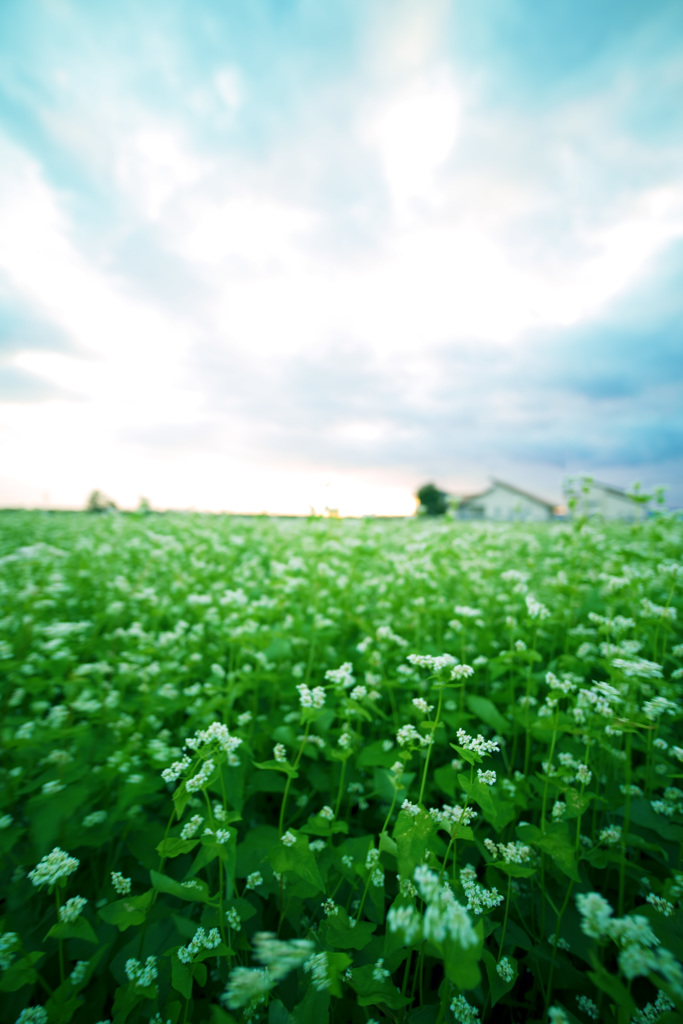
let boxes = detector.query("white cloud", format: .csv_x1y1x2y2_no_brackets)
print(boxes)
364,71,461,207
115,125,209,221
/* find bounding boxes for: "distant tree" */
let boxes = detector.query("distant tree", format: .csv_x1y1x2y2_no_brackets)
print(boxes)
415,483,449,516
137,496,152,515
86,489,117,513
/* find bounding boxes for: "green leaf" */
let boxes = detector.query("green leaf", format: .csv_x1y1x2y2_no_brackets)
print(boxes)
450,744,480,765
517,822,581,882
46,916,99,944
112,981,147,1024
440,921,484,990
434,764,458,797
171,955,193,999
172,784,192,820
211,1003,238,1024
466,694,511,734
457,774,496,817
150,868,211,903
350,963,410,1009
324,912,376,950
98,891,154,931
252,759,300,778
292,982,331,1024
357,740,401,769
482,948,517,1007
491,861,536,878
156,837,200,858
269,836,325,892
588,964,636,1024
394,809,437,879
268,999,298,1024
0,951,44,992
299,818,349,837
44,987,84,1024
379,831,398,857
326,951,352,998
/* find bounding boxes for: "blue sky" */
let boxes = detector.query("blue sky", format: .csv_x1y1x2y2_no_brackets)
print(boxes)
1,0,682,513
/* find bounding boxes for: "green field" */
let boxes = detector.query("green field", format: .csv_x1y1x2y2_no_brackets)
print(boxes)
1,510,682,1024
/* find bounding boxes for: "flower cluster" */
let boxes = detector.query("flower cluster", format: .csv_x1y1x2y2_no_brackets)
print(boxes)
59,895,87,923
222,933,314,1008
455,730,500,756
124,955,158,987
389,864,478,950
460,864,504,914
28,847,79,888
178,926,221,963
296,683,326,708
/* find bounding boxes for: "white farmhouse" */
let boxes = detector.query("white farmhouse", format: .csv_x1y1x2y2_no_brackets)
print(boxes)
456,480,555,522
565,480,646,521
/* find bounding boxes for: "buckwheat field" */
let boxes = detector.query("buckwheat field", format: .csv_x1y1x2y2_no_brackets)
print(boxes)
1,509,682,1024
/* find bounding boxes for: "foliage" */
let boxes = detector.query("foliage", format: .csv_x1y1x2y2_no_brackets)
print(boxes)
85,491,118,514
416,483,450,516
0,510,682,1024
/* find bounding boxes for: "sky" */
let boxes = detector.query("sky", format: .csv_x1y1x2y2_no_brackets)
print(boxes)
1,0,682,516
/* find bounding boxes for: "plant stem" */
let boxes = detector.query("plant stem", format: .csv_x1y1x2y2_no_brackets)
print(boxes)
279,720,310,837
497,875,513,958
54,888,65,986
418,684,444,805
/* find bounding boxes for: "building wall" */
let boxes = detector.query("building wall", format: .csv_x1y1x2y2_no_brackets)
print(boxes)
459,485,552,521
577,486,643,521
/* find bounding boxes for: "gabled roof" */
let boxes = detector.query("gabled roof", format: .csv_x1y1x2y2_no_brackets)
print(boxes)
586,480,639,501
458,479,554,510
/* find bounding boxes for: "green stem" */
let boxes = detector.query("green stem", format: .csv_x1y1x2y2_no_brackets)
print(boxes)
380,783,400,837
54,888,65,986
523,628,538,776
334,756,348,819
544,880,575,1013
497,876,513,958
418,685,444,805
618,730,633,917
279,720,311,837
541,709,560,830
401,948,413,998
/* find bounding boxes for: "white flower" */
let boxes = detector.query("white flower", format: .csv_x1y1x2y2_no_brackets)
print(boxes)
576,892,614,939
296,683,326,708
576,994,599,1019
281,831,296,847
226,908,241,931
450,993,480,1023
303,952,331,991
372,958,390,982
29,848,79,888
180,814,203,840
221,966,272,1008
124,955,158,987
387,904,421,944
599,824,622,845
70,960,89,985
111,871,132,895
59,896,87,923
496,957,514,983
273,743,287,763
